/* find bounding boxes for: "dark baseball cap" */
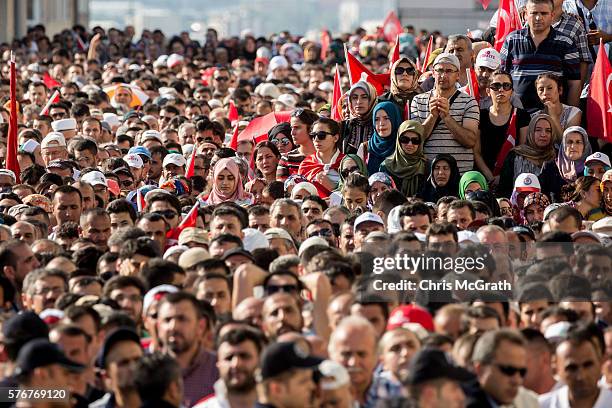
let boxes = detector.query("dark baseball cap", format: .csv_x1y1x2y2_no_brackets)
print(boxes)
404,348,475,385
2,312,49,347
220,247,256,263
259,341,323,381
96,327,141,368
14,338,84,377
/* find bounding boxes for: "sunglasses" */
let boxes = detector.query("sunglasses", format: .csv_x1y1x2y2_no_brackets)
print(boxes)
310,131,334,141
265,284,299,295
214,76,229,81
272,137,291,146
309,228,333,238
489,82,513,91
153,210,178,219
399,136,420,145
341,166,359,178
395,66,416,75
494,364,527,378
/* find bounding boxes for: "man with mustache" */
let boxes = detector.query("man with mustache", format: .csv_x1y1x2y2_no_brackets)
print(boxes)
157,292,220,407
194,328,265,408
261,292,303,340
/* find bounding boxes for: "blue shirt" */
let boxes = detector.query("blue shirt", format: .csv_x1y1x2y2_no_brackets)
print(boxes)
500,27,581,112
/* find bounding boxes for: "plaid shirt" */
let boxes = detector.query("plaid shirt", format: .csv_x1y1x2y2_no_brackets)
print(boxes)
553,13,593,63
500,27,581,112
564,0,612,34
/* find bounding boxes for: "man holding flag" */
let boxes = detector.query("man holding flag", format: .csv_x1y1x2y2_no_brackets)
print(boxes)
500,0,581,112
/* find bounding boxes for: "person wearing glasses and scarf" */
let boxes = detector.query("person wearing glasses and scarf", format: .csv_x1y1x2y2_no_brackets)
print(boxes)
377,57,422,117
298,117,345,199
380,120,428,197
267,122,295,155
357,101,402,176
202,157,253,206
341,80,377,154
329,154,368,207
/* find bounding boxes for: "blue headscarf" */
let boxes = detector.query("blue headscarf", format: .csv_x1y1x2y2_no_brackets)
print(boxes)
367,102,402,175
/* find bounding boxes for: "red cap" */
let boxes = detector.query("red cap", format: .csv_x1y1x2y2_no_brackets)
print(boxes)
255,57,269,64
387,305,434,332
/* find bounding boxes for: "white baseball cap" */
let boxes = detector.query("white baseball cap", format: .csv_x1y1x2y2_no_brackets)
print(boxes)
475,48,501,70
298,236,330,256
143,284,179,313
514,173,541,193
163,153,187,168
41,132,67,149
123,153,144,169
275,93,296,108
585,152,611,168
141,130,163,143
0,169,16,183
51,118,77,132
318,360,350,390
81,171,107,187
20,139,40,154
354,212,385,231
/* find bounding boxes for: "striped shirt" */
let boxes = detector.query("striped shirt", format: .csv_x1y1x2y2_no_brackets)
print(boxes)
500,27,580,112
410,90,479,174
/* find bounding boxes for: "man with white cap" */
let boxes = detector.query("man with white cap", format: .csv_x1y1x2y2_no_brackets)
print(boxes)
267,56,289,82
51,118,78,141
0,169,16,192
468,48,502,108
162,153,186,180
40,132,68,166
410,52,479,174
584,152,611,179
81,171,110,207
353,212,385,252
123,153,145,185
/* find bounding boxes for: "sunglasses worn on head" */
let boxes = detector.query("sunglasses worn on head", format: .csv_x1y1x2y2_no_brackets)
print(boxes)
310,131,333,141
153,210,178,219
489,82,513,91
399,136,420,145
494,364,527,378
395,66,416,75
341,166,359,179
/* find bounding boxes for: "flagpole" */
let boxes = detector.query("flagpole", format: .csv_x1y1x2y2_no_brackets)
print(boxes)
40,90,60,116
6,51,20,181
343,44,353,85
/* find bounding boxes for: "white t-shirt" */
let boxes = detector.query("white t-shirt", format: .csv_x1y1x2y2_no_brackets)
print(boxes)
539,385,612,408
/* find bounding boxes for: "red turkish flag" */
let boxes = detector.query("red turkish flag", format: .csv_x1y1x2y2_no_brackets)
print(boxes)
229,122,241,150
494,0,522,52
421,35,434,71
478,0,492,9
344,46,389,95
586,40,612,142
465,68,481,103
321,29,331,61
43,71,61,89
228,100,239,125
185,144,197,179
166,201,200,240
381,11,402,43
390,35,400,65
331,65,343,121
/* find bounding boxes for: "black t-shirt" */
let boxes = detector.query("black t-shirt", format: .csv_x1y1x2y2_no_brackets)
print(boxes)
479,108,531,171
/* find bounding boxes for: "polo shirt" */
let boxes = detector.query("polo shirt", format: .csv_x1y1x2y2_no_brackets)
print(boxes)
500,27,580,112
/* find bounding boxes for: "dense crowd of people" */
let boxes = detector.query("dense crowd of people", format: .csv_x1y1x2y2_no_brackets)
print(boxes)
0,0,611,407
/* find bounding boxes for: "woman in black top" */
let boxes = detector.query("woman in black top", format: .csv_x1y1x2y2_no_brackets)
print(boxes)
474,70,530,185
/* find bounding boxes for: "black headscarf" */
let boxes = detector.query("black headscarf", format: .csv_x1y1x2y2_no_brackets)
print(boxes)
418,153,460,202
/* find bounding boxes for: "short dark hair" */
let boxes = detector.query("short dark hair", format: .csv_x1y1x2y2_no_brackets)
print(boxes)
217,327,266,354
302,195,328,211
140,259,184,290
159,291,206,321
426,221,458,243
64,305,101,332
73,138,98,155
547,206,582,228
103,275,146,297
134,352,182,402
119,237,160,260
448,199,476,219
399,202,432,226
146,192,181,216
52,185,83,202
106,199,137,222
212,206,247,229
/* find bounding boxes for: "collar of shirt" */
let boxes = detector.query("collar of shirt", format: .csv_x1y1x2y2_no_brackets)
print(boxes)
315,149,340,165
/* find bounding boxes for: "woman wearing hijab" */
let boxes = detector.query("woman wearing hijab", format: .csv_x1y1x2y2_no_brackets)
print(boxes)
458,171,488,200
600,170,612,216
341,80,377,154
298,117,345,199
498,114,559,198
539,126,591,202
378,57,421,116
380,120,428,197
268,122,295,155
329,154,368,206
418,154,460,202
201,157,253,206
358,101,402,175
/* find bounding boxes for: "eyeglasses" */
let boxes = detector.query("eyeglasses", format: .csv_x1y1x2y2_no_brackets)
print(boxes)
434,68,458,75
214,76,229,82
494,364,527,378
309,228,333,238
265,284,299,295
310,131,334,141
153,210,178,219
341,166,359,178
395,66,416,75
272,137,291,146
399,136,420,145
489,82,513,91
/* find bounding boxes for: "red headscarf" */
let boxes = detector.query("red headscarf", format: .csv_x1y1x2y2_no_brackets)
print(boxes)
206,158,252,205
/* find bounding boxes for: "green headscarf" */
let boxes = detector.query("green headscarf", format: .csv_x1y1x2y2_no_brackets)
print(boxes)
382,120,427,197
337,154,368,191
459,171,488,199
